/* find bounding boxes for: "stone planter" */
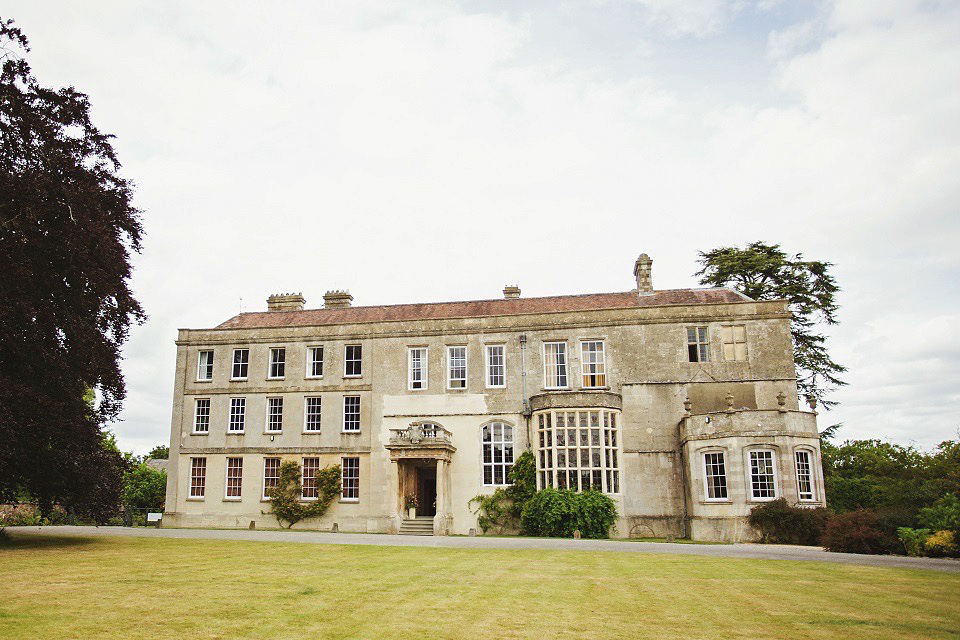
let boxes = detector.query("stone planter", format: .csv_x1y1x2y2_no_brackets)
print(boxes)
408,507,416,519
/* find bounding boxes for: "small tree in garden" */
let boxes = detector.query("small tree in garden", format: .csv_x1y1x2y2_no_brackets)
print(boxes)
265,460,340,528
121,463,166,511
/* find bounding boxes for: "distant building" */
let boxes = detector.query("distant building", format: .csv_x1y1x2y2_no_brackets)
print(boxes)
145,458,168,473
163,254,824,541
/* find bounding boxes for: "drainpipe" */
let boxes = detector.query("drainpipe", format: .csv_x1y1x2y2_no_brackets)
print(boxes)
520,334,531,450
677,415,688,539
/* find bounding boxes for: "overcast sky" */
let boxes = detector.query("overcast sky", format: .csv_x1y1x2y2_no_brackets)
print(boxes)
7,1,959,454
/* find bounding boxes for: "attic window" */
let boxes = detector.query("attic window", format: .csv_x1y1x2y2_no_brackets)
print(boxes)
687,327,709,363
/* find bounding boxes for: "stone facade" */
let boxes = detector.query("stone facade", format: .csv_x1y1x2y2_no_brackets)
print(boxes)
163,255,825,541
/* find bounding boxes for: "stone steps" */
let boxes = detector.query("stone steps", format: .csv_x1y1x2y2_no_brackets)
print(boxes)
398,517,434,536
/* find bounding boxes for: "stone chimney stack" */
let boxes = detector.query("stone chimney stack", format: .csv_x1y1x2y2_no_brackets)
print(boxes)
634,254,653,295
266,292,305,312
503,285,521,299
323,290,353,309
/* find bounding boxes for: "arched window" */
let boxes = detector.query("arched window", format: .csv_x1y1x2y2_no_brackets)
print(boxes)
481,422,514,485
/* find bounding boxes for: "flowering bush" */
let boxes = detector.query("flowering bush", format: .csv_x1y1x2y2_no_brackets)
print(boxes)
923,530,959,558
0,504,44,526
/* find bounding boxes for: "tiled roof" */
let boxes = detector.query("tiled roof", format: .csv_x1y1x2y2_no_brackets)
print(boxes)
213,288,752,330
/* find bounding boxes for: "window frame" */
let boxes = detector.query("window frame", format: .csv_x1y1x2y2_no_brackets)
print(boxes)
189,457,206,499
262,457,280,500
193,398,211,434
225,457,243,499
542,341,569,390
344,344,362,378
533,409,621,494
484,344,506,389
196,350,214,382
747,448,779,501
701,450,730,502
481,421,515,486
342,395,361,432
303,396,322,433
306,346,324,379
228,397,246,433
268,347,286,379
301,457,320,501
579,340,607,389
686,326,710,363
265,396,283,433
231,348,250,381
721,324,748,362
446,345,467,390
408,347,428,391
795,448,816,502
341,456,360,501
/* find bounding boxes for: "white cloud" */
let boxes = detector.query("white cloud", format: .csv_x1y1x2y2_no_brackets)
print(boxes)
5,0,959,452
625,0,745,37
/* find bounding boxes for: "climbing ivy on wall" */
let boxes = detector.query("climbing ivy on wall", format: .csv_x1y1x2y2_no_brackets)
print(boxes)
265,461,340,528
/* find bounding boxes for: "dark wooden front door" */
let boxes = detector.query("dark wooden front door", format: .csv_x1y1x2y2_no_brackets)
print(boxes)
417,467,437,517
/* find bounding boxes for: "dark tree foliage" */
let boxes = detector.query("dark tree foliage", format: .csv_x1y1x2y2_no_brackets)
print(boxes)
820,434,959,518
0,19,143,520
147,445,169,460
695,241,845,407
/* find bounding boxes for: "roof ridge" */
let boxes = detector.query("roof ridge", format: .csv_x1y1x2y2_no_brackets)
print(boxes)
231,287,740,316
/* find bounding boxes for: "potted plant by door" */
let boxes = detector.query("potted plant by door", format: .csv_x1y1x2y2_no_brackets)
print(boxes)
405,494,419,519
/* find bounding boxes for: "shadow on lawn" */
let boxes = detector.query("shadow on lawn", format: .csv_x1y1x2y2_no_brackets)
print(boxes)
1,530,98,551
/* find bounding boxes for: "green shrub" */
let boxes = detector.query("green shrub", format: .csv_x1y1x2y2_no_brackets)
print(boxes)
265,461,340,528
520,488,617,539
748,498,830,545
923,530,959,558
469,451,536,533
121,464,167,511
44,505,71,525
896,527,932,556
918,493,960,536
821,509,899,554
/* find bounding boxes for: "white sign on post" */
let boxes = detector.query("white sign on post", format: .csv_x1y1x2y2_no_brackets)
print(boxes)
147,513,162,522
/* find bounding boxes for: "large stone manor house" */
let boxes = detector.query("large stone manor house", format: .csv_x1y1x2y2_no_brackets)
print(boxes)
162,254,825,541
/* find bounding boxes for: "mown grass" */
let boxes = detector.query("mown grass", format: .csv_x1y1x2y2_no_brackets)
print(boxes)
0,532,958,639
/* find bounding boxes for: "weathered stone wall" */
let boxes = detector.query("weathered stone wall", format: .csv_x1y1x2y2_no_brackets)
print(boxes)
163,294,821,540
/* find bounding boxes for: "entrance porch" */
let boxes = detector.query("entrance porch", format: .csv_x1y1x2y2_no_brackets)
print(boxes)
385,422,456,535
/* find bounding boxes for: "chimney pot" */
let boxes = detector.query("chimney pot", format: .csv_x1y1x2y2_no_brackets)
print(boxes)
633,253,653,295
503,285,521,299
323,290,353,309
266,293,306,311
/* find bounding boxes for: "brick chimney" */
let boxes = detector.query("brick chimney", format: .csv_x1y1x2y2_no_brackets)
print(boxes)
503,285,521,299
323,290,353,309
266,292,305,311
634,254,653,295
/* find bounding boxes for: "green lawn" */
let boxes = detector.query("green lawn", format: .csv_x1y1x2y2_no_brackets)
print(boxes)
1,533,958,639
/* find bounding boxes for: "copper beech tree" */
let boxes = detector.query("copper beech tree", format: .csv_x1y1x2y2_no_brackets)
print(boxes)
0,18,144,520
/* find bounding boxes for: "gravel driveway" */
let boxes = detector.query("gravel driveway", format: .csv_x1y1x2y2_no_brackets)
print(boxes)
11,525,959,574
